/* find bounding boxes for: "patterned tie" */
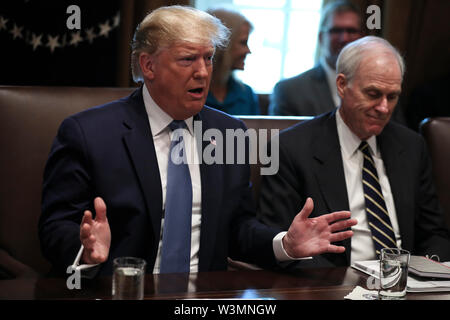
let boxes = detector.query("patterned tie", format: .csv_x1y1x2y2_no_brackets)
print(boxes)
359,141,397,256
160,120,192,273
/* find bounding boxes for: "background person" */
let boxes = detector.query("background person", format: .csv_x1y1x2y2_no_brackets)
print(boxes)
269,0,362,116
206,8,260,115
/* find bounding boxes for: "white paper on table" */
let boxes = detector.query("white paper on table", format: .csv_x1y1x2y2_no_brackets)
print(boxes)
351,260,450,293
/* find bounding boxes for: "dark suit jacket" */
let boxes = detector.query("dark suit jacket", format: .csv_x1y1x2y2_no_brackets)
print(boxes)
258,110,450,266
268,65,336,116
39,88,279,276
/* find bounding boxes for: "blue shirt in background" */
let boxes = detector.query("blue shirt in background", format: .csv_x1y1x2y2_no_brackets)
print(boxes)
206,77,260,115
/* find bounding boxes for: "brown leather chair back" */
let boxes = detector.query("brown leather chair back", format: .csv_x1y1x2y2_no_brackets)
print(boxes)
420,117,450,230
257,94,270,115
0,86,135,277
239,116,311,202
0,86,308,277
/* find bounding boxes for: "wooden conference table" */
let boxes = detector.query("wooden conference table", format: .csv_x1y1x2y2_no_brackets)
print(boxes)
1,267,449,300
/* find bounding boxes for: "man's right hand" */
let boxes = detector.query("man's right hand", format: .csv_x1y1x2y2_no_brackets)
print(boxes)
80,197,111,264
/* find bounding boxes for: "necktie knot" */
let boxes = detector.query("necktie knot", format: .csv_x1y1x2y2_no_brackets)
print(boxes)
358,141,370,156
169,120,187,132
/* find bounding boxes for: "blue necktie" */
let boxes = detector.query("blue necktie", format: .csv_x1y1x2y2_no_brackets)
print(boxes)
160,120,192,273
359,141,397,256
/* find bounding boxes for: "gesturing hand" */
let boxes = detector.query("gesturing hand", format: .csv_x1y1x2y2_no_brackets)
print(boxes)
282,197,357,258
80,197,111,264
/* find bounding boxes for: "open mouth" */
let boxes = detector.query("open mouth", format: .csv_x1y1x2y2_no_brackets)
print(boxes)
189,87,204,94
188,87,205,100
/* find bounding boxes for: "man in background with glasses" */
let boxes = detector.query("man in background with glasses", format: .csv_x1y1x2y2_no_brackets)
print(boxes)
269,0,362,116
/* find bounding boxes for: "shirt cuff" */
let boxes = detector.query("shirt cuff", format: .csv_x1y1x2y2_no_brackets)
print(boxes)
273,231,313,262
72,245,99,271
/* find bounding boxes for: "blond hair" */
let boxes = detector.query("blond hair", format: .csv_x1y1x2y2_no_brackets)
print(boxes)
131,5,230,82
207,8,253,85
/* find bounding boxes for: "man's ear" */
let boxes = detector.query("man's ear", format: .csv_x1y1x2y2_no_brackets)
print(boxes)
336,73,347,99
139,52,155,80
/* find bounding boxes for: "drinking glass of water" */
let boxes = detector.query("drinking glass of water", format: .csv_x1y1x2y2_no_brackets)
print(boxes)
379,248,410,299
112,257,146,300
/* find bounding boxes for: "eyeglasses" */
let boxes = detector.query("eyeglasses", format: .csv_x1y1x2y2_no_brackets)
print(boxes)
327,27,361,35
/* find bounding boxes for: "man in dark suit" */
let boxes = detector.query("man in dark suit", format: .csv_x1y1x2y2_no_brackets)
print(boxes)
259,36,450,267
39,6,356,277
269,1,362,116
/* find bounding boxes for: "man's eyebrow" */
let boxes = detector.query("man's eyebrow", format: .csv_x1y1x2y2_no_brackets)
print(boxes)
176,50,198,56
176,49,214,56
363,86,401,95
363,86,380,92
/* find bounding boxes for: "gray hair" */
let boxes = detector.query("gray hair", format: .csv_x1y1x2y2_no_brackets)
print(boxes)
207,7,253,84
336,36,405,82
131,5,230,83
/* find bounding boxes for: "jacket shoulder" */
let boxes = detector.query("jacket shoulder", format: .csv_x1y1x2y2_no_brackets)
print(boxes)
200,105,247,130
275,65,323,89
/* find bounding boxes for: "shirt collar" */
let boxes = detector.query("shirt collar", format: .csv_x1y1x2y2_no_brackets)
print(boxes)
142,84,194,137
336,108,378,159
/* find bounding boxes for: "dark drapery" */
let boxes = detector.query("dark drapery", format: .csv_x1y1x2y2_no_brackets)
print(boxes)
0,0,188,87
0,1,121,86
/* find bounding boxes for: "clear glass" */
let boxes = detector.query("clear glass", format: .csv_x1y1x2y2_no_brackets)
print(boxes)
112,257,146,300
379,248,410,299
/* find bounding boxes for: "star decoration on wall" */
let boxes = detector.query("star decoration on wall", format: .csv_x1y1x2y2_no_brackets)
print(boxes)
85,27,97,44
0,16,8,31
46,34,60,53
98,20,112,38
30,33,43,51
10,23,23,39
69,31,83,47
112,12,120,28
0,11,121,53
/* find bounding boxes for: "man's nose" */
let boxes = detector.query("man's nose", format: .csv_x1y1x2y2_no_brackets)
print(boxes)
376,97,389,113
339,31,352,43
194,59,209,78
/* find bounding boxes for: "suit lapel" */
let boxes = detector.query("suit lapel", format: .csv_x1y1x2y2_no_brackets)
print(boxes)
312,111,352,262
312,112,350,212
196,111,224,271
378,124,409,245
122,88,163,246
121,98,224,270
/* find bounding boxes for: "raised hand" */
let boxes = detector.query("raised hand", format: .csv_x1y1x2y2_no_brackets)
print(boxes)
80,197,111,264
282,197,357,258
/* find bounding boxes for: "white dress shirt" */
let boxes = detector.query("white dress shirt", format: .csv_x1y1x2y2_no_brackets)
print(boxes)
144,85,300,267
336,109,402,263
142,85,202,273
